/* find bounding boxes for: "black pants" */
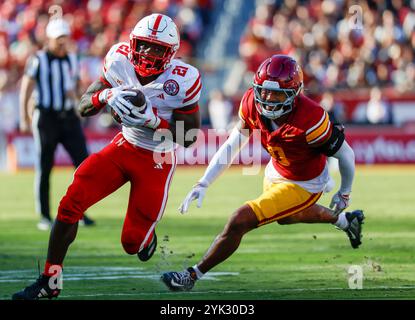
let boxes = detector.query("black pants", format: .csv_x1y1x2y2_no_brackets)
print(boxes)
32,109,89,220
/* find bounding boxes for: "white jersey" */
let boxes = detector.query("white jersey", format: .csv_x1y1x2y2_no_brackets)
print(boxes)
102,42,201,152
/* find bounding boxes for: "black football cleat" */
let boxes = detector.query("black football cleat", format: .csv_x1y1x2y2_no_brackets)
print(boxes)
12,274,61,300
80,214,96,227
161,267,197,292
137,233,157,262
344,210,365,249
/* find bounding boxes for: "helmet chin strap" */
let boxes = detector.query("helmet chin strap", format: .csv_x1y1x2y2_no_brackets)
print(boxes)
262,105,292,120
136,65,163,77
133,56,166,77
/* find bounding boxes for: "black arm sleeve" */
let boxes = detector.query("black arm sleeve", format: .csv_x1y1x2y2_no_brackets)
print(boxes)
315,125,345,156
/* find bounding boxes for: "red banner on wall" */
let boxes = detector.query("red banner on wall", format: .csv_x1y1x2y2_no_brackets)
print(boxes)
5,126,415,170
346,127,415,164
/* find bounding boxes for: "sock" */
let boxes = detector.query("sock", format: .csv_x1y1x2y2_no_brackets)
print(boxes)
192,265,204,280
333,212,348,230
43,261,63,277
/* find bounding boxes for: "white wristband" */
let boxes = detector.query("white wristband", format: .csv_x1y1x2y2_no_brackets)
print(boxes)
98,89,109,104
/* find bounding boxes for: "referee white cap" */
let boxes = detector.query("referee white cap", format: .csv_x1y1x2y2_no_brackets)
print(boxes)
46,18,71,39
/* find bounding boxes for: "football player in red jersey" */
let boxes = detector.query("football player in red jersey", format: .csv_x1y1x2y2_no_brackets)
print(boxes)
161,55,364,291
12,14,201,300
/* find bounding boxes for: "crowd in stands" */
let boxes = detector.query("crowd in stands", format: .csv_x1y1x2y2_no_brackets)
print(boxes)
1,0,414,132
240,0,415,95
0,0,212,132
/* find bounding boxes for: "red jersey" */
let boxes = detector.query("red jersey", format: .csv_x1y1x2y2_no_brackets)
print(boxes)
239,88,333,181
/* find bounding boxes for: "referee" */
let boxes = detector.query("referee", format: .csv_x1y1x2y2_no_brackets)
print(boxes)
19,18,95,230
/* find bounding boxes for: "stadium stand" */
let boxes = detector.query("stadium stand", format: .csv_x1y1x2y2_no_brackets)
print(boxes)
0,0,414,169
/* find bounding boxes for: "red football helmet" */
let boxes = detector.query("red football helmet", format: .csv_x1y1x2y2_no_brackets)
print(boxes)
253,55,303,119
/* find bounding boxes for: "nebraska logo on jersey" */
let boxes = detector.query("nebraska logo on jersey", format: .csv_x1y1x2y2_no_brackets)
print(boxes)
163,79,179,96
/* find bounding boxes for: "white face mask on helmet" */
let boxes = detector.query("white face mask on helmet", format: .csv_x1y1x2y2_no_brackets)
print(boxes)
253,80,303,120
129,14,180,77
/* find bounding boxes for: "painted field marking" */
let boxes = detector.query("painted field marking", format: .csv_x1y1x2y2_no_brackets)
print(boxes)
2,266,415,298
59,285,415,298
0,266,238,283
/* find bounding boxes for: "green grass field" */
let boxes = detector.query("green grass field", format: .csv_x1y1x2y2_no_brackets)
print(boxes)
1,165,415,300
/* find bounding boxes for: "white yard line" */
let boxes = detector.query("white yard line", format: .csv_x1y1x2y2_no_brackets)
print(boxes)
0,266,239,283
2,266,415,298
59,286,415,298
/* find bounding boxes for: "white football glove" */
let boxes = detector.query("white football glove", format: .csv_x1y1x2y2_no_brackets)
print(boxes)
329,191,350,216
178,181,208,214
99,86,136,118
122,97,161,129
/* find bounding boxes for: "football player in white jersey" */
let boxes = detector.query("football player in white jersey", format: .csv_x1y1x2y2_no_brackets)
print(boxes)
12,14,201,300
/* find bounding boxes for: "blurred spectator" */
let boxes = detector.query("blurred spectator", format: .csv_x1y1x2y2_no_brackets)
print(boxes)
208,89,233,130
320,91,346,124
175,0,205,59
240,0,415,96
366,87,394,125
239,2,276,73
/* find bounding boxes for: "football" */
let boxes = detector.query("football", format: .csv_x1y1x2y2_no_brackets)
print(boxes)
111,88,146,124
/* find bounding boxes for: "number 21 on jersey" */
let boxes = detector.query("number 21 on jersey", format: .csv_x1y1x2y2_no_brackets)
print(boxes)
172,66,188,77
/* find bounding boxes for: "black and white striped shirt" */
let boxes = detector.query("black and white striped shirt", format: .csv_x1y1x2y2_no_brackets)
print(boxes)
25,51,79,111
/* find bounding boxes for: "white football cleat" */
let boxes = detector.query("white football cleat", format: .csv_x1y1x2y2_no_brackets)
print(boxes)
37,217,52,231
